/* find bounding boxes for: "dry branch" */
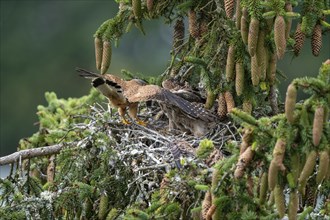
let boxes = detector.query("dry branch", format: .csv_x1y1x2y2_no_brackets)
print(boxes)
0,142,77,166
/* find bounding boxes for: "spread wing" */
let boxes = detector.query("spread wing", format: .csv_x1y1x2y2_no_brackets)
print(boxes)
127,85,217,122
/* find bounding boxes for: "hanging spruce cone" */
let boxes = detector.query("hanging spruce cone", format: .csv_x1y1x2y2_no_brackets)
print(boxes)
294,23,305,56
288,191,299,220
248,18,260,57
241,8,249,44
239,129,253,155
256,30,267,81
274,15,286,59
224,0,235,18
272,138,287,172
173,19,185,53
240,128,252,155
235,61,244,96
256,29,265,65
274,184,285,218
188,10,199,39
285,83,297,124
217,93,227,119
146,0,153,12
247,176,254,196
226,45,236,82
94,37,103,71
235,0,242,29
298,151,317,196
311,24,322,56
251,55,260,86
316,151,329,185
285,2,293,40
259,172,268,205
268,138,286,191
312,106,324,146
101,41,112,74
268,160,279,191
224,91,235,113
206,204,216,220
202,191,212,220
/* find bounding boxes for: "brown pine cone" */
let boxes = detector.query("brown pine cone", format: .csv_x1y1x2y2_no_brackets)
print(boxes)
224,91,235,113
226,45,236,82
293,23,305,56
202,191,212,220
251,55,260,86
316,151,329,185
285,83,297,124
94,37,103,71
256,30,267,81
311,24,322,56
312,106,324,146
274,15,286,59
188,10,199,39
235,0,242,29
240,8,249,44
217,92,227,119
288,191,299,220
101,41,112,74
274,184,286,218
224,0,235,18
248,17,260,57
235,61,244,96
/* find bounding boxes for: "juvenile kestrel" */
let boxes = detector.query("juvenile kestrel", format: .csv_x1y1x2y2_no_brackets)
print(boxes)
77,68,217,136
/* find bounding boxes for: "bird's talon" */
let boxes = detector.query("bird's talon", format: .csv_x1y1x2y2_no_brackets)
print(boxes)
122,119,131,125
136,119,147,126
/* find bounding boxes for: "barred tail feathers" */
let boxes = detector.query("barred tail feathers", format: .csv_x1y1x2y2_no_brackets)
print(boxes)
164,91,216,121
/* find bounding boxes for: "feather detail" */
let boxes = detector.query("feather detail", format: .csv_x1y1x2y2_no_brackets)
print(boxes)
76,67,103,79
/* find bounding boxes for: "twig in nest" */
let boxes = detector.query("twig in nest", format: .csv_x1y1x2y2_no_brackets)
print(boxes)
133,164,169,172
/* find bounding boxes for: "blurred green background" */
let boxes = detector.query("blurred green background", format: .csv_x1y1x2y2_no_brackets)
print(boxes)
0,1,329,156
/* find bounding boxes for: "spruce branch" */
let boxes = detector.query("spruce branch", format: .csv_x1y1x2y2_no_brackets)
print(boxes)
0,142,78,166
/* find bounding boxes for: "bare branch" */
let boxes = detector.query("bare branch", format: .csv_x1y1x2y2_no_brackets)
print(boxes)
0,142,77,166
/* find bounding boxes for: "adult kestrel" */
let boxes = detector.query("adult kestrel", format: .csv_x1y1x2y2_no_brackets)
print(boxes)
77,68,217,136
